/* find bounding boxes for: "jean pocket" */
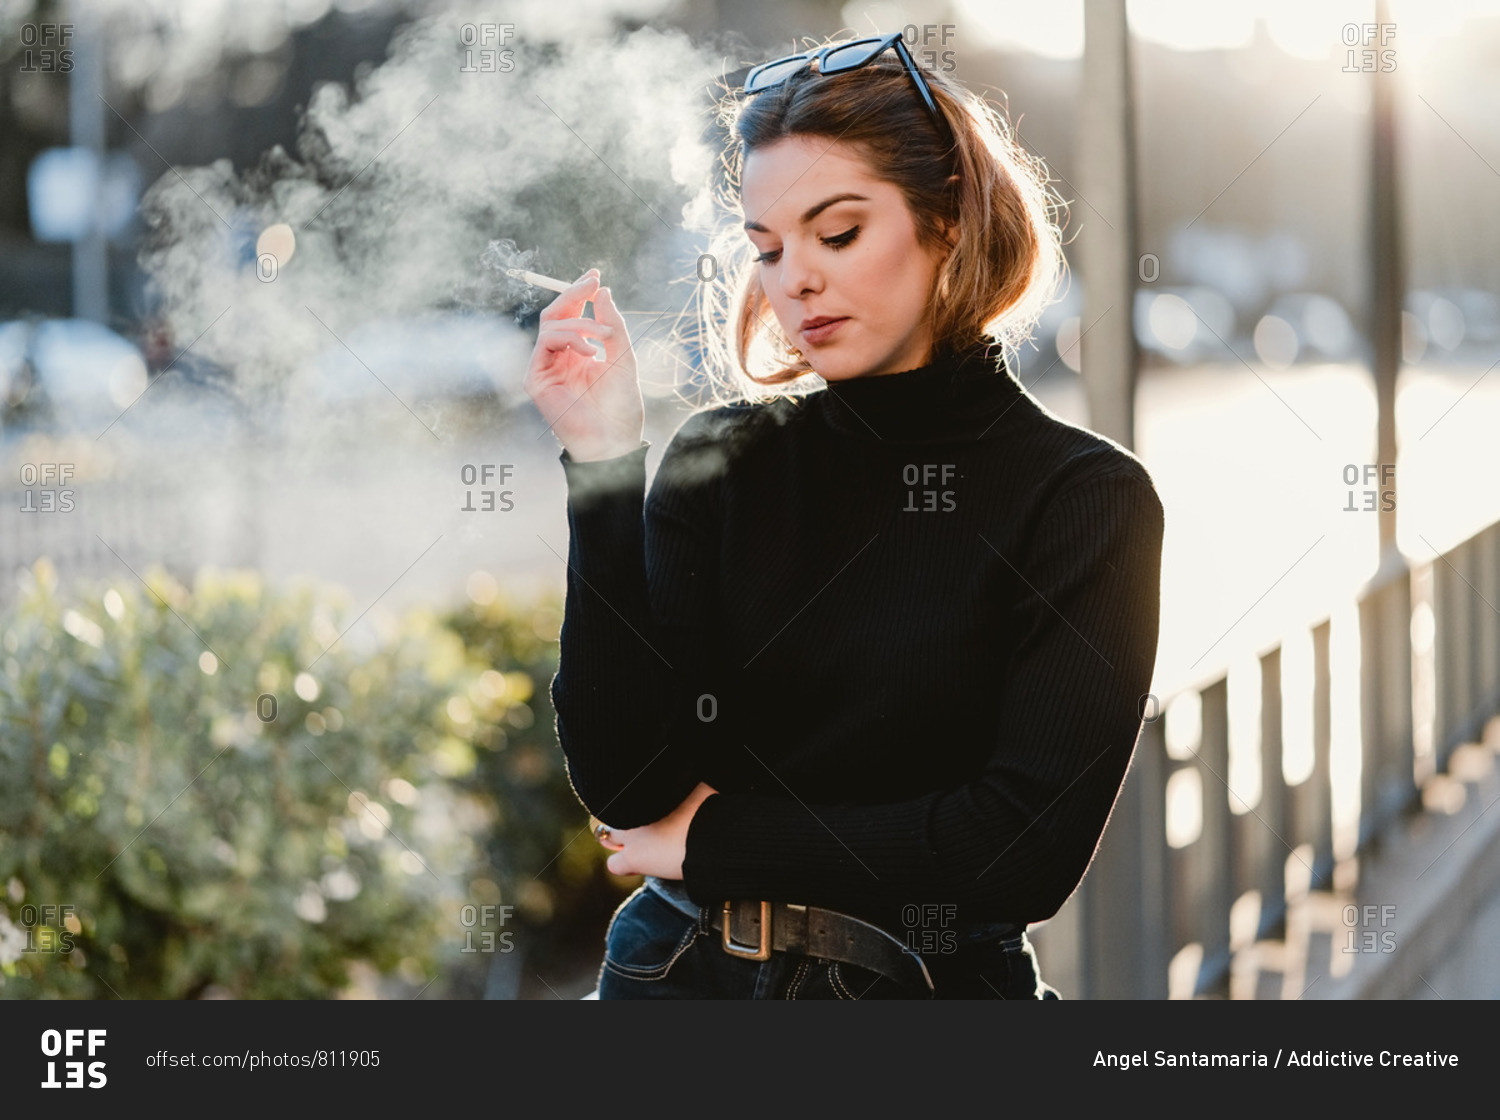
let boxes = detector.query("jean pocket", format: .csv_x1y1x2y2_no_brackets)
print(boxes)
601,887,701,982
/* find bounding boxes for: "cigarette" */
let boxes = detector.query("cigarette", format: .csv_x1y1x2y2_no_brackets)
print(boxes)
505,267,576,293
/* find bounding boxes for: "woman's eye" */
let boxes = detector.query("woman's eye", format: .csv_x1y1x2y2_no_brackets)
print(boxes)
753,226,860,265
823,226,860,250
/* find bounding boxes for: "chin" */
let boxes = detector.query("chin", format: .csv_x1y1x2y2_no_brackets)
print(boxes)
807,345,871,382
810,357,856,382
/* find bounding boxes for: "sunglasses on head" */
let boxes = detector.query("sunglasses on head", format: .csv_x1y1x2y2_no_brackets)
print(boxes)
742,32,946,131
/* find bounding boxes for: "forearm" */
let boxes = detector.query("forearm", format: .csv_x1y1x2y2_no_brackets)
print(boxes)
558,443,732,827
681,753,1132,920
549,443,711,826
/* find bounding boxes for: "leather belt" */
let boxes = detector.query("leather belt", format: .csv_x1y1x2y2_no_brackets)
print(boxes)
713,900,935,995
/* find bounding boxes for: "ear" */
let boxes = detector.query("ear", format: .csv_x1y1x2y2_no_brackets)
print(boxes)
942,175,961,248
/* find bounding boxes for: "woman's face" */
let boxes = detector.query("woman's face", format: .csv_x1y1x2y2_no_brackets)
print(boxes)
741,136,954,381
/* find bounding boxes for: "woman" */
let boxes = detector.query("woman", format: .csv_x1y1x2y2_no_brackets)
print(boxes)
525,33,1164,999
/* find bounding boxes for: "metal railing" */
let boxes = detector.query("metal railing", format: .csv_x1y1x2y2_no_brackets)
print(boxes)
1057,519,1500,998
0,479,215,610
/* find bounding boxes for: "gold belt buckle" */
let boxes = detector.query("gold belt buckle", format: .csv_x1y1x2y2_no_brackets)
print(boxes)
722,900,773,960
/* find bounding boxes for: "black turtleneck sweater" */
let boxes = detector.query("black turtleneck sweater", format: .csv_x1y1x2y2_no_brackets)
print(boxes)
549,339,1164,934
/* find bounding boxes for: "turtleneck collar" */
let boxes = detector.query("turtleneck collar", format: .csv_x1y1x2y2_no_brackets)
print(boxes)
814,338,1025,443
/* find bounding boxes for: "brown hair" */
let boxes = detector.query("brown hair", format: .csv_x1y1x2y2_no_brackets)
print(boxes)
687,36,1067,405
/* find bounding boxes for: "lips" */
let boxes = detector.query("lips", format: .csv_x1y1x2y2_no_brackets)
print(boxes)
799,316,847,331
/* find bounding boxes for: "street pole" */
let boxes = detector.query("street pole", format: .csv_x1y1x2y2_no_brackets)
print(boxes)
68,7,108,323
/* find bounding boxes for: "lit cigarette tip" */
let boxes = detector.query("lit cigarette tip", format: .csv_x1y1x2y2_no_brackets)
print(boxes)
505,267,572,293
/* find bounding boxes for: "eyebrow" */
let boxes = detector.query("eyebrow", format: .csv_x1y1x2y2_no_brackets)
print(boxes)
743,193,870,233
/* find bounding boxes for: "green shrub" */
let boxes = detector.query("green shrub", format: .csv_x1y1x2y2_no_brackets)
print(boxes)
0,558,608,998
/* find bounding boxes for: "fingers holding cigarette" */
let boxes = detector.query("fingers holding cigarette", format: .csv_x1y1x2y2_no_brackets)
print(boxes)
533,268,630,363
537,317,614,360
506,267,576,293
518,268,623,328
523,263,644,460
535,269,613,360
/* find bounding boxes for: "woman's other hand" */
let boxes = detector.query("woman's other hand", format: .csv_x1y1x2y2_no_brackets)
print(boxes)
599,782,717,880
523,268,643,462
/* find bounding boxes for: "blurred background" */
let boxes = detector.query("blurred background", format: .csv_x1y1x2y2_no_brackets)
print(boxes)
1,0,1497,999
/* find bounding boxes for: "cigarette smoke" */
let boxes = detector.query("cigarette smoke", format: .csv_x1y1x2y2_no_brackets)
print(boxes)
71,0,761,613
133,0,740,428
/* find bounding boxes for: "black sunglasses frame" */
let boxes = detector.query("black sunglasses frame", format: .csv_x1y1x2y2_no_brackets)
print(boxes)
742,33,944,128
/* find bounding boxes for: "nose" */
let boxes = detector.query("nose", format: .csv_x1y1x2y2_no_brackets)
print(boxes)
778,242,822,301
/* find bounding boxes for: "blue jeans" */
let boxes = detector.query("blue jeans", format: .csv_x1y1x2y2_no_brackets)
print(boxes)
595,884,1062,1000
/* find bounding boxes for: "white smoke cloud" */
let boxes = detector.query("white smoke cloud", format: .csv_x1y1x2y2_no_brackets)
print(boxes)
124,0,737,429
56,0,756,609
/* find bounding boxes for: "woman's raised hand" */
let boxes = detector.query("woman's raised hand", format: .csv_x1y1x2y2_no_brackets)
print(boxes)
524,268,644,463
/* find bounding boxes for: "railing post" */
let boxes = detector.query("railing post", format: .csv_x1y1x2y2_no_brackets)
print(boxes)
1257,646,1288,939
1073,711,1171,998
1358,552,1416,850
1140,715,1172,997
1309,620,1335,888
1460,539,1481,742
1195,678,1232,996
1433,542,1477,770
1481,525,1500,720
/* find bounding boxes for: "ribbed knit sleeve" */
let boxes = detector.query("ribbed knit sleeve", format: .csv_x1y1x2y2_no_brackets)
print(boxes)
548,419,725,829
680,460,1164,923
